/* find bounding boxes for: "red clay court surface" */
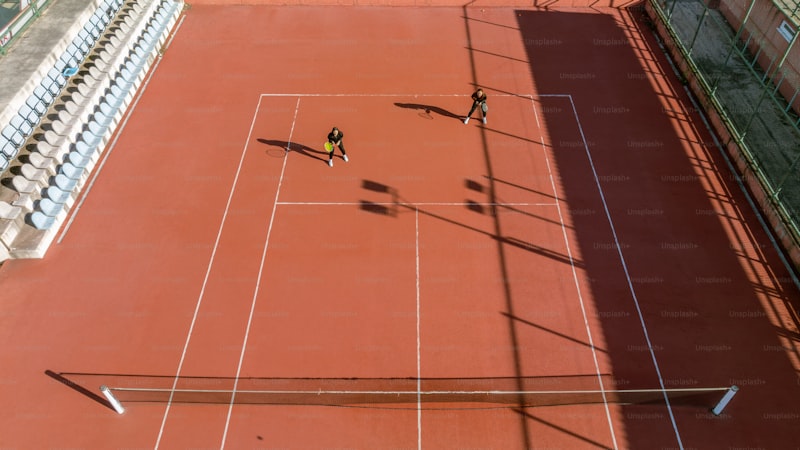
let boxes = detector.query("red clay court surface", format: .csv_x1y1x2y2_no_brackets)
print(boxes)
1,3,800,449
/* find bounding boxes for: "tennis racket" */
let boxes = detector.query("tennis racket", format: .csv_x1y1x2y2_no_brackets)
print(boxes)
324,142,334,153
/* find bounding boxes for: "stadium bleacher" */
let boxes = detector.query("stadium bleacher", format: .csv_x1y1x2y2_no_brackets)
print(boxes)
0,0,184,260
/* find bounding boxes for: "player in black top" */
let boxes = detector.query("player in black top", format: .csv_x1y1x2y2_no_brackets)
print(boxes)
326,127,349,167
463,88,488,125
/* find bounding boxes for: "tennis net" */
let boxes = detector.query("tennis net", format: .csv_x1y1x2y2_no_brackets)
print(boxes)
53,372,733,410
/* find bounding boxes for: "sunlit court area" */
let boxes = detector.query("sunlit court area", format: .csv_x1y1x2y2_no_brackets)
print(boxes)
0,0,799,448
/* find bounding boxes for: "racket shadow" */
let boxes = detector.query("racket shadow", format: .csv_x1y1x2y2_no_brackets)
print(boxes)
257,139,328,162
394,102,463,121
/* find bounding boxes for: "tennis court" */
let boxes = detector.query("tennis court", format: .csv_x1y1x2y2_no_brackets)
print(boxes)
0,3,799,449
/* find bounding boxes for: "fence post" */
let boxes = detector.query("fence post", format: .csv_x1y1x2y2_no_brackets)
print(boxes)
712,0,757,92
687,1,711,56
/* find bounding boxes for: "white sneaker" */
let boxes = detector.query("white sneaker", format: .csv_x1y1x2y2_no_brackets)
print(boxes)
343,155,349,162
482,117,487,124
463,117,469,124
328,159,333,167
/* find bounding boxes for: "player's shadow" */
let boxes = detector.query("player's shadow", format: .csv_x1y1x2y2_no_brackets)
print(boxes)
394,103,463,122
257,139,330,163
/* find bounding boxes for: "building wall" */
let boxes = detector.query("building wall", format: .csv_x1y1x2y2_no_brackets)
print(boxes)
719,0,800,113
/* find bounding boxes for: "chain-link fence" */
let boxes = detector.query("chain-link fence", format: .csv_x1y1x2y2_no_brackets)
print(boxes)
651,0,800,258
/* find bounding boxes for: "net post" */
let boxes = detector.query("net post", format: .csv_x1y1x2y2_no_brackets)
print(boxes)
100,385,125,414
711,385,738,415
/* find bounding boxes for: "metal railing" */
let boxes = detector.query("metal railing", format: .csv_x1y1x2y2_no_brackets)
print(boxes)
651,0,800,252
1,0,51,56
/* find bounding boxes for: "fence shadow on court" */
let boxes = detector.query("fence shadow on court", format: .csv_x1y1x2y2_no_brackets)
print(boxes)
514,5,800,449
359,179,581,268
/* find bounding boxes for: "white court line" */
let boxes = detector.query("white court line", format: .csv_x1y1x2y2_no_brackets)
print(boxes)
276,201,558,207
415,207,422,450
219,97,298,450
144,90,674,449
564,95,684,449
57,14,189,244
118,387,728,395
531,97,618,449
152,94,264,450
259,93,525,98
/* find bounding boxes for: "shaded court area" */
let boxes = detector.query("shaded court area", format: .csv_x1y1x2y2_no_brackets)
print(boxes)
0,3,798,449
515,5,800,448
